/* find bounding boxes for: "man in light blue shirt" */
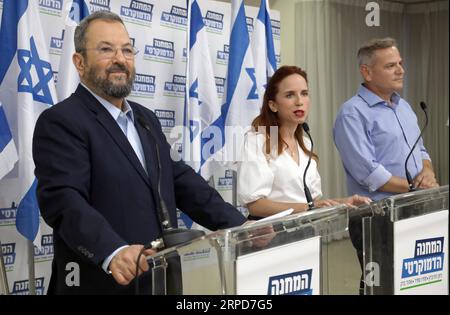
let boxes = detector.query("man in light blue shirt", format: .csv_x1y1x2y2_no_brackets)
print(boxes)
333,37,438,202
333,38,439,294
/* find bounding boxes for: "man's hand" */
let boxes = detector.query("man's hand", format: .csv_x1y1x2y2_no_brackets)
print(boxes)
109,245,156,286
315,195,371,209
343,194,372,207
413,161,439,189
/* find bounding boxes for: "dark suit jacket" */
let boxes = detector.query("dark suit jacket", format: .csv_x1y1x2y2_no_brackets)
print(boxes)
32,85,246,294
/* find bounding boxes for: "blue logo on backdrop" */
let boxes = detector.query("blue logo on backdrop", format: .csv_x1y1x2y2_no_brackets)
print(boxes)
144,38,175,64
34,234,54,263
53,71,58,85
0,203,17,226
182,47,187,62
174,143,182,154
203,10,223,33
246,16,254,33
49,30,64,55
1,243,16,272
268,269,313,295
18,37,54,105
271,19,280,38
89,0,111,13
120,0,153,26
216,44,229,65
155,109,175,129
402,237,445,278
161,5,187,30
163,75,185,98
215,77,225,97
217,169,233,190
131,73,155,98
12,277,45,295
39,0,63,16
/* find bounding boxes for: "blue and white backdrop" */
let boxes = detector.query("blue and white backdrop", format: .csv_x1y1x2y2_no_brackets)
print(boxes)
0,0,280,294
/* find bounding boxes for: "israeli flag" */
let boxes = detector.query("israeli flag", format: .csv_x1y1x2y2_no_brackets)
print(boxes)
56,0,90,101
208,0,260,165
0,0,56,243
251,0,277,99
183,0,221,181
0,102,18,180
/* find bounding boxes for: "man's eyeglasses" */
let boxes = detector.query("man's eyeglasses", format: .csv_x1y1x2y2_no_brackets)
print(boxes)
82,46,139,60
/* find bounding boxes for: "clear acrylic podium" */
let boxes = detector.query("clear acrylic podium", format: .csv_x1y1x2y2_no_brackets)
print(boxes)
147,204,369,295
360,186,449,295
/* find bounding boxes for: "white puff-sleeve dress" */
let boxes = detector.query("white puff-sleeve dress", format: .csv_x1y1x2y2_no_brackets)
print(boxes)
237,131,323,207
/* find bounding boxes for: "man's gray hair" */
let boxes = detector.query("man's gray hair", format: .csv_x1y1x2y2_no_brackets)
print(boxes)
74,11,125,54
357,37,398,66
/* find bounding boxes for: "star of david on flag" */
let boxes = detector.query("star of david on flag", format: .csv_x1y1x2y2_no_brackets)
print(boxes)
18,37,54,104
0,0,57,243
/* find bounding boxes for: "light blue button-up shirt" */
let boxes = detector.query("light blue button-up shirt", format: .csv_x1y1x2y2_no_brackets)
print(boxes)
82,83,147,173
333,84,430,201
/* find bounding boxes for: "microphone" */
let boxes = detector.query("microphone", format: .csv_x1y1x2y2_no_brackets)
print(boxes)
137,116,205,247
404,102,429,192
137,116,172,230
302,123,315,210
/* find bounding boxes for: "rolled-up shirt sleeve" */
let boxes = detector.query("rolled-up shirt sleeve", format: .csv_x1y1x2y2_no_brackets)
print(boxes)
365,165,392,192
334,113,392,192
237,133,274,205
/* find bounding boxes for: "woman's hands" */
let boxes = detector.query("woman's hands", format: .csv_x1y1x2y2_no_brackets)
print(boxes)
314,194,371,209
314,199,341,208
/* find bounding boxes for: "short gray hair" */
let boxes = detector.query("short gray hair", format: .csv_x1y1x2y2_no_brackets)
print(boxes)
357,37,398,66
74,11,125,54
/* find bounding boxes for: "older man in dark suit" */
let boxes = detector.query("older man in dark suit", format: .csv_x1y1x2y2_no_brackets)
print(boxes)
32,11,246,294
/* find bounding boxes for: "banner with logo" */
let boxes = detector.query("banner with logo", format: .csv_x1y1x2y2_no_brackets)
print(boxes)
0,0,280,294
394,210,448,295
1,223,53,295
236,236,321,295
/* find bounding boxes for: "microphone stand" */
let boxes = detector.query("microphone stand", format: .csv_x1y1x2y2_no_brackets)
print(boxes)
405,102,428,192
136,116,205,295
302,123,315,210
